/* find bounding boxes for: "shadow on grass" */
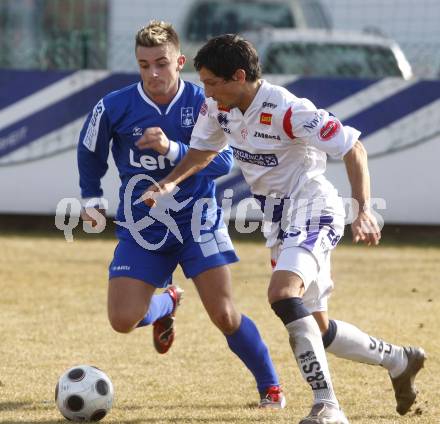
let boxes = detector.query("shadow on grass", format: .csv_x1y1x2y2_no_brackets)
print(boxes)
349,406,427,421
0,401,269,423
349,413,398,421
0,401,30,411
140,403,258,410
145,420,264,423
0,421,146,424
0,421,64,424
1,418,269,424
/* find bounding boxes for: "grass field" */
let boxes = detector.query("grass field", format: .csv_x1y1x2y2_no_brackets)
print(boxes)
0,234,438,423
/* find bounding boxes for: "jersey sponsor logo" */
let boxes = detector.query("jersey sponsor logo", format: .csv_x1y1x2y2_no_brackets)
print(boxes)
90,100,104,127
111,265,131,271
254,130,281,141
132,127,143,136
283,108,296,139
303,112,322,133
200,101,208,116
231,146,278,167
83,99,105,152
129,148,174,170
262,101,277,109
217,112,231,133
319,119,340,141
260,112,272,125
217,112,229,126
181,107,195,127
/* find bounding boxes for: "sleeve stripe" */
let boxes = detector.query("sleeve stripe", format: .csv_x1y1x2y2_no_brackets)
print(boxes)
283,107,296,139
83,99,105,152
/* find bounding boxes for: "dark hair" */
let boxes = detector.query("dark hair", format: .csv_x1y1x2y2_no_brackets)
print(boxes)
194,34,261,81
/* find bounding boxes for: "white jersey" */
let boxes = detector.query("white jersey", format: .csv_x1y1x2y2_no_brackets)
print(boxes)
190,80,360,198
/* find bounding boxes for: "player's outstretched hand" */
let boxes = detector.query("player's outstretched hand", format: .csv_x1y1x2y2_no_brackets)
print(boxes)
136,180,177,208
351,209,381,246
135,127,170,155
80,207,106,228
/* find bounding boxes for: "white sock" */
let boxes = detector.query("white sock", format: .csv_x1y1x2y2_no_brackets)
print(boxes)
326,320,408,378
286,315,339,407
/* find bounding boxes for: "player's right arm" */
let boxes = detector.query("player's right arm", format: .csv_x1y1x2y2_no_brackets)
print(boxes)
135,100,233,179
142,99,227,206
77,99,112,225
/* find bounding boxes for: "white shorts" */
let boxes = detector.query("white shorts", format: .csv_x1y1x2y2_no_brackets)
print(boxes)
265,178,345,312
271,246,334,312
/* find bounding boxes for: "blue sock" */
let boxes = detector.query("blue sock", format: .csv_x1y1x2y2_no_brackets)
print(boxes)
226,315,279,394
136,292,173,327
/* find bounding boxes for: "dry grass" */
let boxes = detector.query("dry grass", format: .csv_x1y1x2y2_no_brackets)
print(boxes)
0,234,438,423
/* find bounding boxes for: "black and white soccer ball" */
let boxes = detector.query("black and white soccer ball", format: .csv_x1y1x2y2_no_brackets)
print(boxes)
55,365,114,422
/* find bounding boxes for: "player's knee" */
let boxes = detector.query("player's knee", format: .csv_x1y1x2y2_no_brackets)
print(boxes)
267,279,283,304
109,318,133,334
267,285,283,305
321,319,337,348
312,311,330,334
267,285,304,305
210,308,240,335
267,275,304,304
108,310,137,334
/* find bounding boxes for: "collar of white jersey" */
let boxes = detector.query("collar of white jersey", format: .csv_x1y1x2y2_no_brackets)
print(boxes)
244,79,269,113
137,79,186,115
228,79,270,116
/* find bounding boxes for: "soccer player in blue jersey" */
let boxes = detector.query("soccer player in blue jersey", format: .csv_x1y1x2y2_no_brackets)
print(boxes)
77,21,285,408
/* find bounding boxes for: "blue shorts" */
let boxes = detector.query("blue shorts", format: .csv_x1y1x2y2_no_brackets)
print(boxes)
109,213,239,288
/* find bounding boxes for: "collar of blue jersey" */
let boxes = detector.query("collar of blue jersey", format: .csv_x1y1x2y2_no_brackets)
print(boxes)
136,78,186,115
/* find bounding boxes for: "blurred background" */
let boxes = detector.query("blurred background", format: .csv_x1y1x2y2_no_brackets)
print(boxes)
1,0,439,76
0,0,439,231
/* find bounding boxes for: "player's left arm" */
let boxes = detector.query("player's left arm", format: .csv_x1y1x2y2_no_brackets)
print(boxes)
343,141,381,246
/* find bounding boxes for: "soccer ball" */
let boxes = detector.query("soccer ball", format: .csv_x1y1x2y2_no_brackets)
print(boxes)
55,365,114,422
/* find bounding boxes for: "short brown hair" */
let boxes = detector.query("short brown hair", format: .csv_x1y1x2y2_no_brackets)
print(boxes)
135,20,180,50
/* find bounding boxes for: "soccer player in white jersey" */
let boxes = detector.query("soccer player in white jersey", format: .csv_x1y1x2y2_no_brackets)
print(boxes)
143,34,426,424
78,23,286,408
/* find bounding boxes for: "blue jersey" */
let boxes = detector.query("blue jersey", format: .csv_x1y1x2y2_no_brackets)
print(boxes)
77,80,232,242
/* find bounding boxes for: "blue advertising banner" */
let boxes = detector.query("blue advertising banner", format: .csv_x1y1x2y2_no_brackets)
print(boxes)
1,69,439,223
